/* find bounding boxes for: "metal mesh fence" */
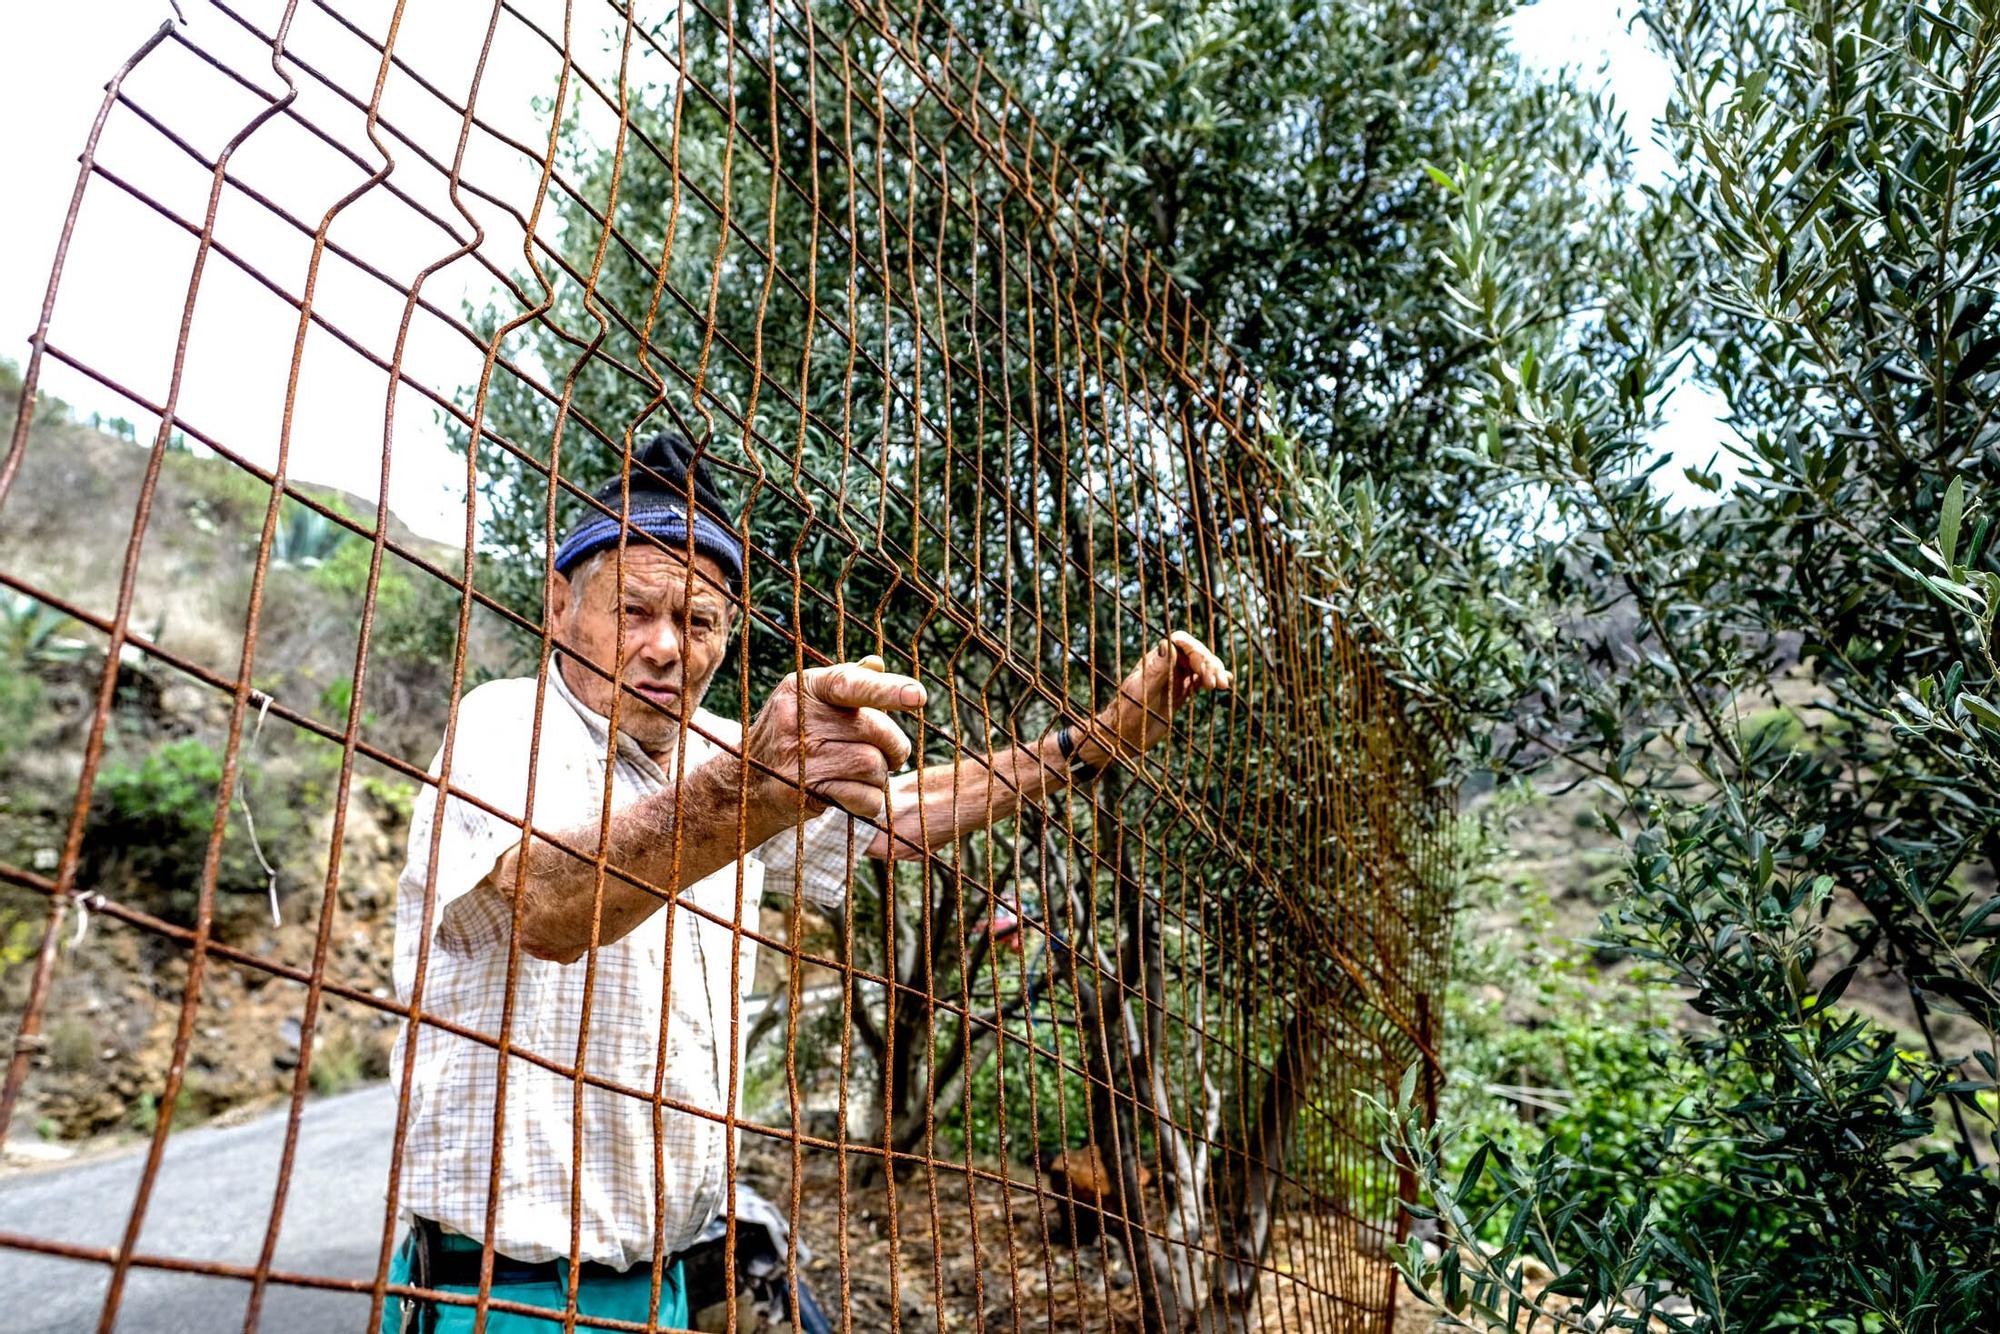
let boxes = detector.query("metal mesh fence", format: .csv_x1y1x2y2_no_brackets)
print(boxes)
0,2,1450,1331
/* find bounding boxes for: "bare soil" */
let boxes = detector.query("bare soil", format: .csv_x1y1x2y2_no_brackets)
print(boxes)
725,1131,1414,1334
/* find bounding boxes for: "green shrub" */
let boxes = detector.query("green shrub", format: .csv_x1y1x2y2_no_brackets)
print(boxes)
96,738,225,830
317,678,374,729
0,591,84,669
313,541,457,665
951,1013,1096,1163
1433,825,1749,1241
273,503,350,569
0,663,38,765
358,774,416,823
1738,705,1806,759
0,907,39,973
85,738,290,920
126,1088,204,1135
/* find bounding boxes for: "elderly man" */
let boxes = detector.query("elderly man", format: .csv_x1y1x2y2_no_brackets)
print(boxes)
384,433,1230,1332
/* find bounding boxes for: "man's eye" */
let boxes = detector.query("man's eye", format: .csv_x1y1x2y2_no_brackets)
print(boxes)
623,604,648,618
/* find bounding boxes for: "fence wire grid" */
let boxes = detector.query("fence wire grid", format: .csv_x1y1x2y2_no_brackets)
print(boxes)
0,2,1451,1332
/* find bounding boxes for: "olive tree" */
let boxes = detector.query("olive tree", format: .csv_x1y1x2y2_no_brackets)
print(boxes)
1337,2,2000,1328
445,1,1628,1327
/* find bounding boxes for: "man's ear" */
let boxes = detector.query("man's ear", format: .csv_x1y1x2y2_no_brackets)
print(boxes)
549,572,574,629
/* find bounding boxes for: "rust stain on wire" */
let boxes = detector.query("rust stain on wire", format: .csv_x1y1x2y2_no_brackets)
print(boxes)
0,2,1452,1331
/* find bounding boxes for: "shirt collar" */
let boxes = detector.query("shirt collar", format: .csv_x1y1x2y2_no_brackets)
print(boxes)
547,657,669,780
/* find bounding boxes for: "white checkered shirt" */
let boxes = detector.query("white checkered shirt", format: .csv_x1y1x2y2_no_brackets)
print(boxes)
389,666,858,1268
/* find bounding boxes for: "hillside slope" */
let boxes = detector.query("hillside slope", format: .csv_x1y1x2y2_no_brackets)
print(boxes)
0,384,477,1142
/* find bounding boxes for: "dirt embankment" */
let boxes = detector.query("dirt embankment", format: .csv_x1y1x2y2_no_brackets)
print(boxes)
0,386,477,1146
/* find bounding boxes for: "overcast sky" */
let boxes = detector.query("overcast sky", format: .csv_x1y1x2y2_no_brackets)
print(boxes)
1509,0,1738,506
0,0,557,547
0,0,1729,547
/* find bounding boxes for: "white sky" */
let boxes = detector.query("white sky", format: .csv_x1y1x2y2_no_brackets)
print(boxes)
0,0,577,547
1,0,1734,547
1507,0,1741,506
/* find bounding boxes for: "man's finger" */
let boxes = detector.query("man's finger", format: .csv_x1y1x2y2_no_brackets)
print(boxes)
814,738,890,787
832,705,914,771
1168,629,1213,665
1169,630,1232,691
808,660,927,712
809,777,888,820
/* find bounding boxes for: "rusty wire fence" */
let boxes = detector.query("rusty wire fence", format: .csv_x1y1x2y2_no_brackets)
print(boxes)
0,2,1451,1331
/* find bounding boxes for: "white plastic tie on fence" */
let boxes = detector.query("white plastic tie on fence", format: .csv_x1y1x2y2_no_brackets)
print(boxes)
237,690,282,928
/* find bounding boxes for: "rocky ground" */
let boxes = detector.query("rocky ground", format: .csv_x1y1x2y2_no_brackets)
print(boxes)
727,1131,1411,1333
1,789,408,1141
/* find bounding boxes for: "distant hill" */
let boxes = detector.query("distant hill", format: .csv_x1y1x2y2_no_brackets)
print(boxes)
0,383,481,1141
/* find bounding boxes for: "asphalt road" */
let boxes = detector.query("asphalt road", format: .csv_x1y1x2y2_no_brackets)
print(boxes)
0,1082,397,1333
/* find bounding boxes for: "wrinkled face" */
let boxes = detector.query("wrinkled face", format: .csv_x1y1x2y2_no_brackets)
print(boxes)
552,545,736,758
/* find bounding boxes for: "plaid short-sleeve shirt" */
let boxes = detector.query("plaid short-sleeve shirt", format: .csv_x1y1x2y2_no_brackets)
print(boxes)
389,667,857,1269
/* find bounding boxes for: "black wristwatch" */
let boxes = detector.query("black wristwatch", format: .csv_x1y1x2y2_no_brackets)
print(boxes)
1056,722,1103,780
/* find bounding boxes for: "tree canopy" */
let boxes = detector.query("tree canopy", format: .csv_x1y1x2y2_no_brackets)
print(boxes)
442,0,2000,1327
1342,1,2000,1328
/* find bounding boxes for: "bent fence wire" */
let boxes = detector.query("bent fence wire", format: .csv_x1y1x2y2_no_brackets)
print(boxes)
0,2,1449,1331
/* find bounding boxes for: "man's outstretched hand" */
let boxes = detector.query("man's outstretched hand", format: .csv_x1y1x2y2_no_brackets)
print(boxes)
1080,631,1232,769
742,655,925,820
736,633,1228,836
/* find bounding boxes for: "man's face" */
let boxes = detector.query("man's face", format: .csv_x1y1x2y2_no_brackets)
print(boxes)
552,545,736,757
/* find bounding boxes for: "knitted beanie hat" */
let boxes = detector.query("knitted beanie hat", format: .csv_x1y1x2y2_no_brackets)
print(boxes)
552,431,744,591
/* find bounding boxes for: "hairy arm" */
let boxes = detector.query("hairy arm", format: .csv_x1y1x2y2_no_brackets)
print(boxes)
866,631,1232,860
504,659,925,963
865,734,1069,861
502,751,790,964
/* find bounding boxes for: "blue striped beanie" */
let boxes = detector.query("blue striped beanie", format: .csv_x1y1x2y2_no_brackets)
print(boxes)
552,432,744,591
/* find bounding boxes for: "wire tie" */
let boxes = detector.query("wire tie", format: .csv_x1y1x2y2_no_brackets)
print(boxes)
239,691,283,928
70,891,101,950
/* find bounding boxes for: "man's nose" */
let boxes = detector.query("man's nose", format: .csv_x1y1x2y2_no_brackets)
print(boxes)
631,617,682,670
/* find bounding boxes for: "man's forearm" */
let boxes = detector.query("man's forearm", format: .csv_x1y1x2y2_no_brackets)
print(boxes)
869,732,1074,859
506,755,794,963
866,630,1230,860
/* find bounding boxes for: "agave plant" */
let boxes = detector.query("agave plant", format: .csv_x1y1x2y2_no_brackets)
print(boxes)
271,504,349,570
0,591,85,669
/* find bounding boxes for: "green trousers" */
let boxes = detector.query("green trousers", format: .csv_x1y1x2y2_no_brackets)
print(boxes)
381,1229,688,1333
